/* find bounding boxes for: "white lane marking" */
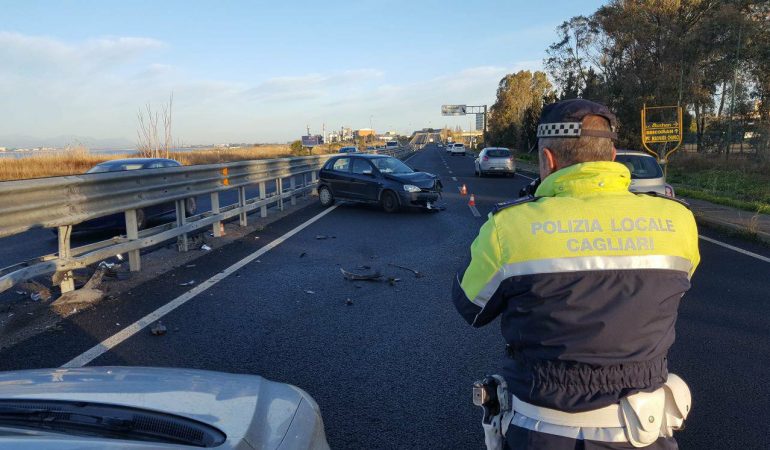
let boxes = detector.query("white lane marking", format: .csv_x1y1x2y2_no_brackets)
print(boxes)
452,177,457,181
515,172,536,181
469,205,481,217
698,234,770,263
62,205,341,368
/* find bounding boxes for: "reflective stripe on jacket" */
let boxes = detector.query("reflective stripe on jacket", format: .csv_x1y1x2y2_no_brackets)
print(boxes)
453,161,700,412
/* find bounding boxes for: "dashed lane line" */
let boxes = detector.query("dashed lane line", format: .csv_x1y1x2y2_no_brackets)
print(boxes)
62,204,341,368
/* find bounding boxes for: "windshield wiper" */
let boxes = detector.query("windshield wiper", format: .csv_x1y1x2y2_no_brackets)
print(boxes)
0,401,225,447
0,405,135,430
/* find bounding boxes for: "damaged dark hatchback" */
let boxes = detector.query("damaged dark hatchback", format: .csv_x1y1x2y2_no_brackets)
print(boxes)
318,154,442,213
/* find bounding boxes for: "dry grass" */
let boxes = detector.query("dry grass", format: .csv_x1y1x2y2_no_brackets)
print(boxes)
0,145,338,181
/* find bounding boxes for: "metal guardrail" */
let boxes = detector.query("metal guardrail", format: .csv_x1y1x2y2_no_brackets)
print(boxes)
0,145,416,295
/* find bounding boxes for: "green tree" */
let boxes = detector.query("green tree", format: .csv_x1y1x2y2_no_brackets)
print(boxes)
290,140,304,155
488,71,555,150
543,0,767,155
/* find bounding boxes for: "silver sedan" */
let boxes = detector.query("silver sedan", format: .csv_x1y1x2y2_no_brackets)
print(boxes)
615,150,675,197
475,147,516,177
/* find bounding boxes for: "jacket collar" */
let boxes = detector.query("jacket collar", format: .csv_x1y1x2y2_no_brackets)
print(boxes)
534,161,631,198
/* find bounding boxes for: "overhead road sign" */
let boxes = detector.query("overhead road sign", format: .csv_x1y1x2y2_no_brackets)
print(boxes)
442,105,467,116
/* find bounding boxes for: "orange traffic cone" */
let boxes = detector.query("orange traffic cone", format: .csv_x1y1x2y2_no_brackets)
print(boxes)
460,184,468,196
468,194,476,207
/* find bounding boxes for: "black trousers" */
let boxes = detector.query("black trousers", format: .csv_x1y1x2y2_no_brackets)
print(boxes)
504,425,678,450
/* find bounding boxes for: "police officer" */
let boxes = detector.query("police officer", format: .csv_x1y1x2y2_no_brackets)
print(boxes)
454,99,700,449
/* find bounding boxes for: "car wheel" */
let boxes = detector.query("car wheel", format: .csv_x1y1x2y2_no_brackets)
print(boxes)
319,185,335,207
185,197,197,216
381,190,399,213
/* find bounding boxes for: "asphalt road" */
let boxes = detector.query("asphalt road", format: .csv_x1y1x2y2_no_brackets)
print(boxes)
1,143,768,449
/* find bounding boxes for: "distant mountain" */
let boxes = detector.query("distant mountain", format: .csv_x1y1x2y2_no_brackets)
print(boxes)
0,134,135,150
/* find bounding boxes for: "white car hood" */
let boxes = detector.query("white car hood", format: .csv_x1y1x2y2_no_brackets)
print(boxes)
0,366,329,450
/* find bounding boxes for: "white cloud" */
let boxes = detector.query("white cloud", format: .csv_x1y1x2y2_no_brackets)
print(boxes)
0,31,544,144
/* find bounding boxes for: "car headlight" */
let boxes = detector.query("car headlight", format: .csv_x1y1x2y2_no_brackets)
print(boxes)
403,184,421,193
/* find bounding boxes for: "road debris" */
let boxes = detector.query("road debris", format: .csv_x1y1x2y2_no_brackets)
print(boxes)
179,280,196,286
300,252,307,258
340,268,383,281
150,321,167,336
315,235,336,240
200,244,212,251
98,261,116,269
388,263,425,278
304,290,316,295
185,264,196,268
387,277,402,286
18,280,52,302
346,298,353,306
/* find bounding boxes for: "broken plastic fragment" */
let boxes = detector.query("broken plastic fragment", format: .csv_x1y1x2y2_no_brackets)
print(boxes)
340,268,383,281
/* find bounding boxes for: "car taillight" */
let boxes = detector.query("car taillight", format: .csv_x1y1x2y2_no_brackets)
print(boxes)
665,184,675,198
482,156,489,161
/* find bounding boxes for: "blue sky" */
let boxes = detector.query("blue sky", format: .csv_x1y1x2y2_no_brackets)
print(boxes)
0,0,606,145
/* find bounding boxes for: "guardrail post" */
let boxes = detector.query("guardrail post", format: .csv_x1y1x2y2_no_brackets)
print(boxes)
259,181,267,217
311,171,318,195
176,199,189,252
124,209,141,271
211,192,223,237
56,225,75,293
277,178,284,211
290,176,297,206
238,186,247,227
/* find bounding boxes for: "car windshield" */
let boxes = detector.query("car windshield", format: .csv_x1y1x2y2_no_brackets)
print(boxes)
371,157,413,174
486,149,511,157
86,162,146,173
615,154,664,179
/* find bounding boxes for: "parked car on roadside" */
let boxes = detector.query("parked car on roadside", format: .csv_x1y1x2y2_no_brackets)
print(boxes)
338,146,358,153
615,150,675,197
318,154,442,213
76,158,197,232
449,143,466,156
475,147,516,177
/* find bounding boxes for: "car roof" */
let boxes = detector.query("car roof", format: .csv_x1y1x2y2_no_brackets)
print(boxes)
615,150,654,157
97,158,180,165
331,153,389,159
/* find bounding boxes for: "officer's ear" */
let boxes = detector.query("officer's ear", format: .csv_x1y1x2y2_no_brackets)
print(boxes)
540,147,558,178
611,146,617,161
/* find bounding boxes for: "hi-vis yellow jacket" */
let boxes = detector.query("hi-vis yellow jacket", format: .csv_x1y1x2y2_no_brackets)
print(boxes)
453,161,700,412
